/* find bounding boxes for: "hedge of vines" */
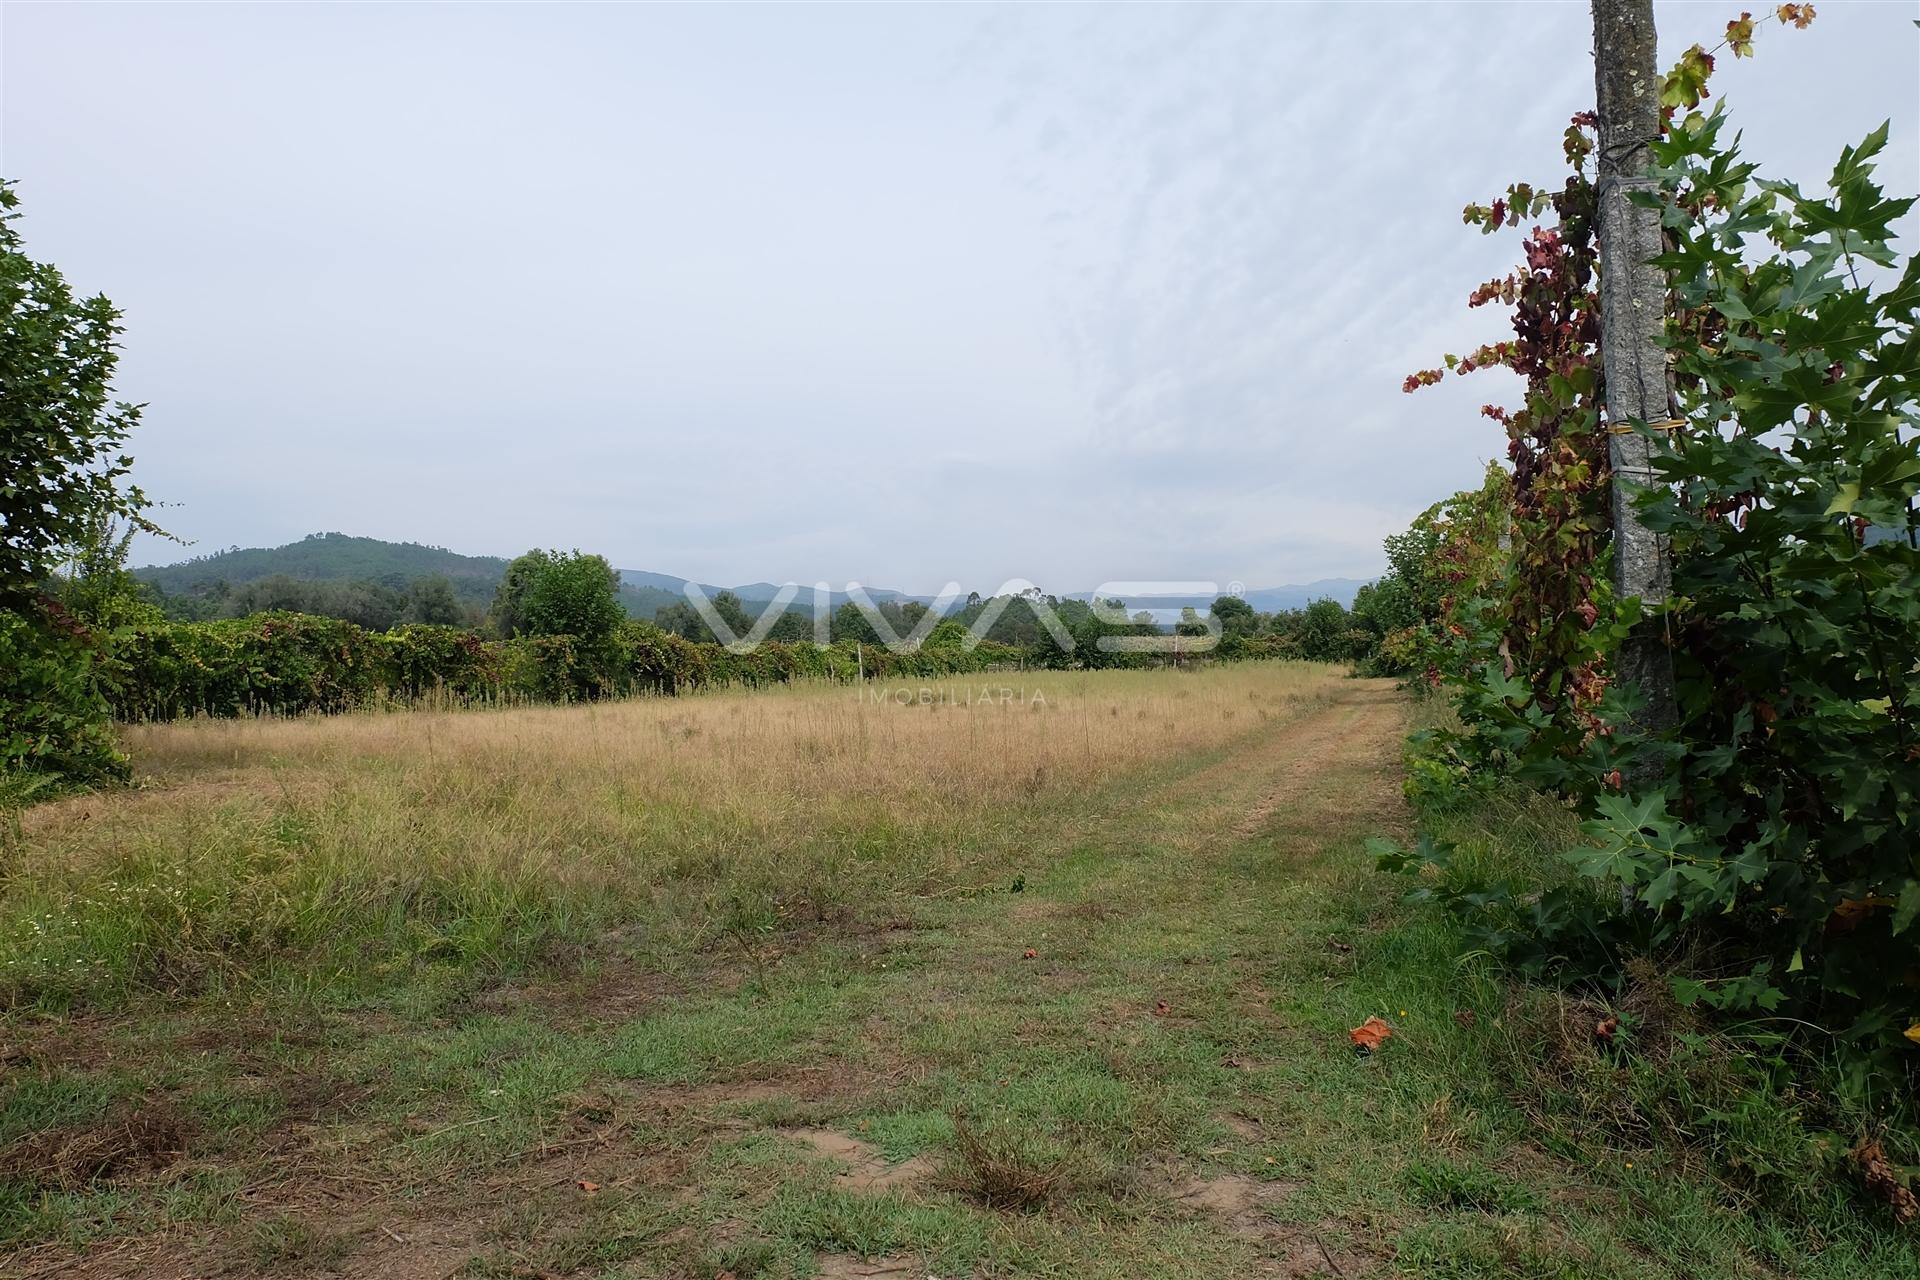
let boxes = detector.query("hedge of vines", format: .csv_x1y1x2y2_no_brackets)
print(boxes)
108,612,1030,722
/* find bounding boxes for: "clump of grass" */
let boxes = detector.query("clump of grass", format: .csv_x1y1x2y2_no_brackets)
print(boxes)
248,1213,349,1269
1402,1158,1538,1213
0,1098,193,1190
946,1117,1081,1211
763,1178,988,1266
702,1238,786,1279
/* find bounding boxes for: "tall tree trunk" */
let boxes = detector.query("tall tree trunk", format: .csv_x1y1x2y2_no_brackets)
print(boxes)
1592,0,1677,766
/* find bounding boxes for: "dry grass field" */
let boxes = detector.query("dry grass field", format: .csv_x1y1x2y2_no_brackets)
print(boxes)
3,663,1912,1279
7,665,1343,1011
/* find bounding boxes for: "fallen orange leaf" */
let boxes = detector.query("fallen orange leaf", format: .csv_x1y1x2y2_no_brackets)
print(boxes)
577,1179,601,1195
1349,1016,1394,1053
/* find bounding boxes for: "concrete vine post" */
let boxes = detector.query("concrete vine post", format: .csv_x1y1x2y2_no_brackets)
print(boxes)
1591,0,1678,771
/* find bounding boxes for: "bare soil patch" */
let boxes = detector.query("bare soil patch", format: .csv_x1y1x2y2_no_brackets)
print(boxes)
781,1127,937,1191
813,1256,928,1279
1167,1172,1299,1234
1166,1174,1379,1278
327,1207,495,1280
1221,1113,1266,1140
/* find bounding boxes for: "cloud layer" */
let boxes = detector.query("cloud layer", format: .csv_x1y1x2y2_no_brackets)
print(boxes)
4,2,1913,592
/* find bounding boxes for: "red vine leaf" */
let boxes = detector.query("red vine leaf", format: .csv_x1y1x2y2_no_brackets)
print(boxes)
1726,12,1756,57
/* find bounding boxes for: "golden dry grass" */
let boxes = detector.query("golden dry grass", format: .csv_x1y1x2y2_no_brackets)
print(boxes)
119,662,1335,790
5,663,1349,1007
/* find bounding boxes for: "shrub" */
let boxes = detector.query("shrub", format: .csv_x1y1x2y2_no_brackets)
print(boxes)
384,623,503,700
0,603,126,784
1390,55,1920,1071
113,613,387,720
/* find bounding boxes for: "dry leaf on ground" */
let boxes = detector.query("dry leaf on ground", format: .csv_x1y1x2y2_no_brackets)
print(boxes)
1349,1016,1394,1053
1854,1138,1919,1224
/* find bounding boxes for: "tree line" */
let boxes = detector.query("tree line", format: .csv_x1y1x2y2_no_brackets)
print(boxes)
149,572,474,629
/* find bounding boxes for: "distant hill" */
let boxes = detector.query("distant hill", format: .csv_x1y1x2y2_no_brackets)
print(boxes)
1241,579,1370,610
135,533,680,616
1062,579,1368,612
136,533,509,603
134,534,1371,621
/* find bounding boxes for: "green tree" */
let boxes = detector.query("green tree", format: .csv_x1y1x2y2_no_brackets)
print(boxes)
651,600,704,641
1209,595,1258,638
831,600,882,646
894,600,931,633
405,574,466,626
223,575,407,630
708,590,755,640
0,184,161,784
925,617,970,650
1349,577,1417,638
53,512,163,632
1383,520,1443,622
0,183,157,606
765,609,814,644
1295,599,1351,661
492,550,623,641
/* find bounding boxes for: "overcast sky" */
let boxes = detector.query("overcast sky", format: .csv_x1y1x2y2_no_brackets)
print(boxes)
3,2,1915,593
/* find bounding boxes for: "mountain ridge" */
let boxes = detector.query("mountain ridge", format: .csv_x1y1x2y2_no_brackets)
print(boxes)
133,533,1370,615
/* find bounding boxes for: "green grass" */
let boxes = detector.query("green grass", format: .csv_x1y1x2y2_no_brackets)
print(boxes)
2,671,1915,1276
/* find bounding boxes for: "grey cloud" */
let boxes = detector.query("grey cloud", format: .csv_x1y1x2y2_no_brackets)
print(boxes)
2,1,1912,594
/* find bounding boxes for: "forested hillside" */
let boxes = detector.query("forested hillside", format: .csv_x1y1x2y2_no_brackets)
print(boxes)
132,533,684,621
133,532,508,597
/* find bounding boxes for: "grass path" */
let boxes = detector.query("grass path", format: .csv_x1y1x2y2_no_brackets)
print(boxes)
8,674,1905,1278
